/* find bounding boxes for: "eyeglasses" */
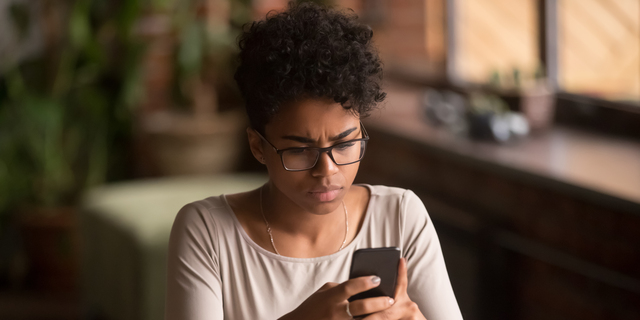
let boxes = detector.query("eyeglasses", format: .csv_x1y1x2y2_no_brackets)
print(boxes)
255,122,369,171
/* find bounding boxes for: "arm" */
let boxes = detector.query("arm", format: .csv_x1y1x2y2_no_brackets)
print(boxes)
165,202,224,320
362,190,463,320
401,190,463,320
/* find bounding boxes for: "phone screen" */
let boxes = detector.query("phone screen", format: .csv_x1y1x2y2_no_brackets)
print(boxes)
348,247,401,302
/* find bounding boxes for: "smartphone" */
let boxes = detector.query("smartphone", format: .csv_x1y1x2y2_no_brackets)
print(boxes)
348,247,401,302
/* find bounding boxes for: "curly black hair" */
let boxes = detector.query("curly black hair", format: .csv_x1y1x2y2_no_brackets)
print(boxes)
234,1,386,133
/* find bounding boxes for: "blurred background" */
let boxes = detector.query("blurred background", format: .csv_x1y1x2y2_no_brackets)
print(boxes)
0,0,638,319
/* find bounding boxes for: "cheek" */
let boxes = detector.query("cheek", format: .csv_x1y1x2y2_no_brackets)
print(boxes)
266,164,306,191
342,162,360,184
265,162,360,198
267,170,312,206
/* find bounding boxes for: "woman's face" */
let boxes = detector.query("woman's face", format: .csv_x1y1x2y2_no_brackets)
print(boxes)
252,98,363,215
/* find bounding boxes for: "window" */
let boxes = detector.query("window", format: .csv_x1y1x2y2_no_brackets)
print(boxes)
453,0,539,87
558,0,639,103
452,0,639,104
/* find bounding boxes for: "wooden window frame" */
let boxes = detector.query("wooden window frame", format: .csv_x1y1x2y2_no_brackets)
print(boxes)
443,0,640,138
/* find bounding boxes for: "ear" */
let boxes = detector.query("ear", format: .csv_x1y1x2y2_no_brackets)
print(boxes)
247,127,266,164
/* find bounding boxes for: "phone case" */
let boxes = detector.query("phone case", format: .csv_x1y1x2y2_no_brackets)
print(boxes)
348,247,401,302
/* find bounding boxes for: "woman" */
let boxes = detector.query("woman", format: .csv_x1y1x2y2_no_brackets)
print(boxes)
165,2,463,319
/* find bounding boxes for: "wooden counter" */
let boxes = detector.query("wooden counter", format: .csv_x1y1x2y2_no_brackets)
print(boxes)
357,82,640,320
365,82,640,213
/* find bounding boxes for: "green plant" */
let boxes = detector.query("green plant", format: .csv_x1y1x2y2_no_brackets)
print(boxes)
169,0,251,112
0,0,147,217
169,0,333,113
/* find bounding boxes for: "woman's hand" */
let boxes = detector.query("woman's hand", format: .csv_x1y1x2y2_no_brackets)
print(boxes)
279,275,395,320
362,258,426,320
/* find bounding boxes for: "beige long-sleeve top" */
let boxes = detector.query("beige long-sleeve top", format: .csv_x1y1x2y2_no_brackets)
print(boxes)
165,185,463,320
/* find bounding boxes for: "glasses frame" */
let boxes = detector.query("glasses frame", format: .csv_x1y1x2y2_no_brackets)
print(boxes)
255,122,370,172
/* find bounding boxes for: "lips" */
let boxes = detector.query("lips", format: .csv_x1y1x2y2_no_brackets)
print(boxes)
308,186,342,202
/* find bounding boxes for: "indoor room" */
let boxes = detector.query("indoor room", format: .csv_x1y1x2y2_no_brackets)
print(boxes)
1,0,639,319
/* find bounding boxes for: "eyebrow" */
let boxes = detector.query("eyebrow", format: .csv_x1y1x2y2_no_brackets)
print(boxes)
282,127,358,143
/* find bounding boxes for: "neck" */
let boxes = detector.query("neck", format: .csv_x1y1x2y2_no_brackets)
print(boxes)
262,182,346,242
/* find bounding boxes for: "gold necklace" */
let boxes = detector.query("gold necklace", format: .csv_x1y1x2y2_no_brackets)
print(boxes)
259,186,349,255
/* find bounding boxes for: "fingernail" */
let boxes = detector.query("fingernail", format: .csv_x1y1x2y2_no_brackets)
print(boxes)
389,298,395,305
371,276,381,284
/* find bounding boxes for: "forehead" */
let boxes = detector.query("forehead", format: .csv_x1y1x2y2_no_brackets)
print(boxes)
266,98,360,133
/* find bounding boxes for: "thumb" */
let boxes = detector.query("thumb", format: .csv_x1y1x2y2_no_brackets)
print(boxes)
394,258,408,298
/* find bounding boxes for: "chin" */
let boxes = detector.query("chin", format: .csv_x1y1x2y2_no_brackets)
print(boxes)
303,191,346,214
307,203,342,216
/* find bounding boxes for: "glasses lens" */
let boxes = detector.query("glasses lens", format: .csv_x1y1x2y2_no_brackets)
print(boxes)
282,148,319,170
281,140,367,170
332,140,366,165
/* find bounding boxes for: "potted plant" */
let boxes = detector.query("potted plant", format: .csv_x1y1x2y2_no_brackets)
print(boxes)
136,0,252,176
0,0,145,291
489,67,556,133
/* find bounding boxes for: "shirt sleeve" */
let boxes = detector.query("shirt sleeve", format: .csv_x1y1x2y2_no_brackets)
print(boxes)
165,202,224,320
400,190,464,320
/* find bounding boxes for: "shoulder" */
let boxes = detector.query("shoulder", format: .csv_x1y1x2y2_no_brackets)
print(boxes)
365,185,430,230
366,184,407,197
170,195,235,245
366,185,424,213
173,196,229,224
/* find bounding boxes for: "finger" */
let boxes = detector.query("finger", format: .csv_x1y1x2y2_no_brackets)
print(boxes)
347,296,395,316
361,308,399,320
363,301,422,320
394,257,408,298
331,276,381,301
318,282,339,292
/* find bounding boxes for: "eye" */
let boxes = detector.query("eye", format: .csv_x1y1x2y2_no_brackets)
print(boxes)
334,142,356,150
287,148,307,154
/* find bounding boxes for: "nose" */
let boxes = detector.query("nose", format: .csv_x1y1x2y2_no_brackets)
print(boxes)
310,150,339,177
